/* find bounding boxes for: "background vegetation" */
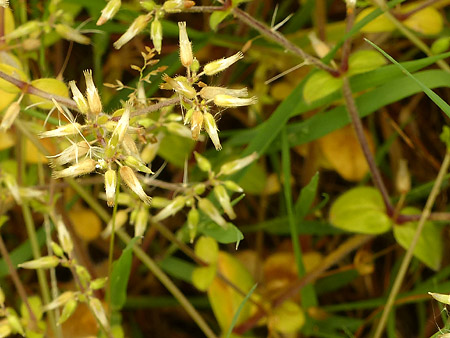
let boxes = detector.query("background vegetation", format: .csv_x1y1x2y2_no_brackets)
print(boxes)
0,0,449,337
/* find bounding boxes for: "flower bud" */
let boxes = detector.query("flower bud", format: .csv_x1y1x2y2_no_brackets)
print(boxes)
44,291,75,311
199,86,248,101
75,265,91,289
113,14,151,49
219,152,258,176
166,121,192,139
125,155,153,174
198,198,227,228
101,209,128,238
183,108,194,125
51,241,64,258
203,51,243,76
308,32,330,59
6,20,40,40
69,81,89,115
178,22,193,67
213,94,258,107
55,24,90,45
163,0,194,12
223,180,243,193
141,0,157,11
161,74,196,99
203,113,221,150
56,218,74,254
187,208,199,243
134,206,149,237
58,299,77,325
151,18,163,53
89,298,109,330
107,105,130,157
0,102,20,131
90,277,108,290
190,110,203,140
193,183,206,195
428,292,450,305
105,169,117,207
190,57,200,73
194,151,211,172
97,0,121,26
38,122,84,138
19,256,60,269
48,141,90,168
52,158,97,179
3,172,21,204
83,69,102,115
120,166,152,205
153,195,186,222
396,159,410,194
141,139,160,164
6,310,24,336
123,135,140,158
151,197,171,208
214,184,236,219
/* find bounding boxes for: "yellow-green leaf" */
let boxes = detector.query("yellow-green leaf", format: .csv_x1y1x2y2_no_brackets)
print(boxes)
28,78,69,110
194,236,219,264
329,187,392,234
269,301,305,334
393,207,443,270
403,6,443,35
348,50,386,76
0,63,27,93
356,7,396,33
303,71,343,104
192,265,217,291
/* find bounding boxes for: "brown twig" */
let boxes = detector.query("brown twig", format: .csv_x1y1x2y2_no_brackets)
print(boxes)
342,78,394,215
231,7,340,76
340,4,356,73
0,235,38,328
234,234,373,334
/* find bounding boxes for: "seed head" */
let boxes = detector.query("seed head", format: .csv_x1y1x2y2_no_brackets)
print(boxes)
178,22,193,67
214,184,236,219
199,86,248,101
55,24,91,45
105,169,117,207
97,0,121,26
203,113,221,150
83,69,102,115
218,152,258,176
152,195,187,222
198,198,227,228
213,94,258,107
203,51,243,76
113,14,151,49
191,110,203,140
69,80,89,115
151,18,163,53
38,123,84,138
0,102,20,131
56,218,74,254
52,158,97,179
119,166,152,205
48,141,90,168
19,256,60,269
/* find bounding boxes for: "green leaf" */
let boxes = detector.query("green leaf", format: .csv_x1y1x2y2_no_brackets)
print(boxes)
393,207,443,271
194,236,219,264
303,70,343,104
209,10,230,31
239,162,267,195
329,187,392,234
192,265,217,291
200,222,243,245
158,133,195,168
294,172,319,219
365,39,450,119
110,237,139,311
231,0,252,6
348,50,386,76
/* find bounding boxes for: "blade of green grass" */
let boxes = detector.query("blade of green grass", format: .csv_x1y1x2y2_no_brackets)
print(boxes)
281,128,317,312
225,283,257,338
365,39,450,118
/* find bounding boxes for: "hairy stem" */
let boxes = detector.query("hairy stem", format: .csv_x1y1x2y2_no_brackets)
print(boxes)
342,78,394,214
231,7,340,76
373,150,450,338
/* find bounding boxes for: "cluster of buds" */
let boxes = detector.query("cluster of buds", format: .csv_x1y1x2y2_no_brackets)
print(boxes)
159,22,257,150
39,70,153,208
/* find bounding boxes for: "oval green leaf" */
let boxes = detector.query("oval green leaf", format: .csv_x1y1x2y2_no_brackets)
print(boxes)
209,10,230,31
303,71,343,104
393,207,443,271
192,265,217,291
28,78,69,110
329,186,392,234
348,50,386,76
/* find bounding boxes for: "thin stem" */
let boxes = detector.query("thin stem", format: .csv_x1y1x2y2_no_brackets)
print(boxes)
373,151,450,338
234,234,373,334
373,0,450,72
340,4,356,73
0,235,38,327
107,175,120,322
116,229,218,338
394,0,443,20
231,7,340,76
66,181,218,338
131,97,180,117
342,77,394,215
